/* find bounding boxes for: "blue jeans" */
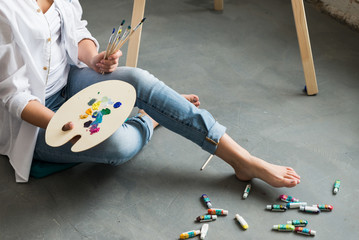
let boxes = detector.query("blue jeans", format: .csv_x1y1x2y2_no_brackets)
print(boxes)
34,66,226,165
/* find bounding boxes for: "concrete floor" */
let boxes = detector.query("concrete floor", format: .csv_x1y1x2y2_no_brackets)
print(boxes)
1,0,359,239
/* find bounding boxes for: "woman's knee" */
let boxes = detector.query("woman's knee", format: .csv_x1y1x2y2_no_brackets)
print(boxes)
99,120,151,166
113,67,161,91
102,142,140,166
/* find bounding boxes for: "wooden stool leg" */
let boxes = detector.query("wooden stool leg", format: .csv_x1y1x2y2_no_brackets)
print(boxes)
291,0,318,95
214,0,224,11
126,0,146,67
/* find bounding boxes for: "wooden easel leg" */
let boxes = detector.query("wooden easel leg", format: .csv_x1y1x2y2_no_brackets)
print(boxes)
291,0,318,95
126,0,146,68
214,0,224,11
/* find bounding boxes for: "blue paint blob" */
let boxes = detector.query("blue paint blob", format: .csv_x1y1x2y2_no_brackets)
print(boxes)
91,111,103,126
92,111,98,118
114,101,122,108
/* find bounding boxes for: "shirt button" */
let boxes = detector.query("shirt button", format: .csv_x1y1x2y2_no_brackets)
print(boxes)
37,9,41,13
47,38,51,42
43,67,48,71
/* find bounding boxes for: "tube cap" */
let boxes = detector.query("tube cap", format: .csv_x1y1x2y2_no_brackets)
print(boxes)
200,224,209,240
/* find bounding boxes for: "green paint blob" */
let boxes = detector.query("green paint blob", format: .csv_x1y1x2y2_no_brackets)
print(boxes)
101,108,111,115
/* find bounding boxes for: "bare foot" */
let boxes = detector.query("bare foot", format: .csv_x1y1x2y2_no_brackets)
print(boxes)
233,155,301,188
138,109,160,129
215,134,301,188
182,94,200,108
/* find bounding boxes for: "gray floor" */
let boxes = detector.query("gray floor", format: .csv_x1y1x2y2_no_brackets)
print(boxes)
1,0,359,239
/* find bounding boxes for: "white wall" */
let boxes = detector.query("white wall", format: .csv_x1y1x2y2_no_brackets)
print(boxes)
306,0,359,29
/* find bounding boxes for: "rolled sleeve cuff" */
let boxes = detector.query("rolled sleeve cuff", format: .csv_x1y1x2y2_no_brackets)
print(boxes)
201,121,227,154
9,92,40,119
76,29,100,51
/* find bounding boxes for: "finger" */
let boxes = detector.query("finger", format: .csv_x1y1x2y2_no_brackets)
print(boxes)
98,51,106,59
62,122,74,131
108,50,123,60
108,65,118,73
99,63,118,73
96,63,111,73
100,58,118,66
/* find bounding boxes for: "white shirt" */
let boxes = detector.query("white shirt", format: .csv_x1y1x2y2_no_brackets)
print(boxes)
0,0,99,182
44,3,70,98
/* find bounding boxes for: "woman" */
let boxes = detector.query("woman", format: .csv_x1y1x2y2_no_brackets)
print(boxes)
0,0,300,186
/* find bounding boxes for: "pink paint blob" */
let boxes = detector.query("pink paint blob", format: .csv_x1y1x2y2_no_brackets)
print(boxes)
89,126,100,135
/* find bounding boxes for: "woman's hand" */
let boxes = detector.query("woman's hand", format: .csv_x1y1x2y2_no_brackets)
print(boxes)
78,39,122,74
90,50,123,73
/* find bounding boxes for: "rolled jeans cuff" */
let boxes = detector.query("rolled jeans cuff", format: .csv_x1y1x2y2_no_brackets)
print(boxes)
201,121,226,154
133,112,154,143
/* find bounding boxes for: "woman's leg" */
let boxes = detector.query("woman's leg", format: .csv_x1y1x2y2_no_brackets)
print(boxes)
34,66,204,165
66,66,225,155
39,66,300,187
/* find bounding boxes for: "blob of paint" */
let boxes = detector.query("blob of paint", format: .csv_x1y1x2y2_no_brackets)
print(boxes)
81,96,123,135
92,111,98,118
113,101,122,108
83,120,93,128
92,101,101,110
85,108,93,115
101,108,111,115
89,126,100,135
91,112,103,125
87,98,97,106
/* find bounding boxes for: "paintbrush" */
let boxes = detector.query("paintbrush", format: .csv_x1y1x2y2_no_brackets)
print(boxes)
201,154,214,170
108,20,126,55
103,28,116,60
114,17,146,52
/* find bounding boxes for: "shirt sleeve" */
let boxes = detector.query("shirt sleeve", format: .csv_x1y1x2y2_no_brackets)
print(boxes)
71,0,100,50
0,13,40,119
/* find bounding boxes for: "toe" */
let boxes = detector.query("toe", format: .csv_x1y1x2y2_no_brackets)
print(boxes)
287,171,301,180
286,168,300,179
283,178,298,188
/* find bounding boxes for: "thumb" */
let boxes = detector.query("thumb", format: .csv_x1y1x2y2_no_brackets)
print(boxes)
98,51,106,59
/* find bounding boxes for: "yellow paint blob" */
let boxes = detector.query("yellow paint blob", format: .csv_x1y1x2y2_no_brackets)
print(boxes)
92,101,101,110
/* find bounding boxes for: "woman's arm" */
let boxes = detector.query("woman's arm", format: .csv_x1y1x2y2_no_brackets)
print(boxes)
21,100,54,129
78,39,122,73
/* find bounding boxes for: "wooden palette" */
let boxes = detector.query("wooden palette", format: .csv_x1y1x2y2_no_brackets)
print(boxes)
45,80,136,152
